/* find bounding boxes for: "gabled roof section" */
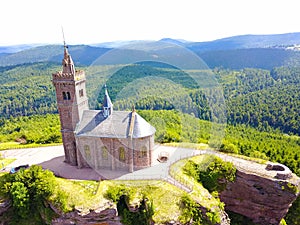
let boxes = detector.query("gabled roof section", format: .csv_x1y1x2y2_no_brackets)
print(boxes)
75,110,155,139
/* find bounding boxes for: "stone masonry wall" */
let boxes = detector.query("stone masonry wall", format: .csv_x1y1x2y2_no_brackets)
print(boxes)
62,131,77,166
75,135,155,171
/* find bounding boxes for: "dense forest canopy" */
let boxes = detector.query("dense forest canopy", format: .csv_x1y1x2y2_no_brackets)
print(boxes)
1,60,299,176
1,62,298,135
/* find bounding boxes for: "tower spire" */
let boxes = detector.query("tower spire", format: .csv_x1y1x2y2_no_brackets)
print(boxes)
61,27,75,75
103,84,113,118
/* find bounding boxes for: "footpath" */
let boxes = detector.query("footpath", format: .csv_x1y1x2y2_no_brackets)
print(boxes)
1,144,299,189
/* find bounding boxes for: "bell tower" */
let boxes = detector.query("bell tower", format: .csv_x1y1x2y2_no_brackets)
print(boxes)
103,84,113,118
52,43,89,166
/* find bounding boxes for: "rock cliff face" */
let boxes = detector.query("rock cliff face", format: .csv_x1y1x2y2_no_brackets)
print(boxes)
51,208,122,225
219,163,300,225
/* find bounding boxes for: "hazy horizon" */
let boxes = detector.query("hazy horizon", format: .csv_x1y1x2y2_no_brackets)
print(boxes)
1,31,300,48
1,0,300,46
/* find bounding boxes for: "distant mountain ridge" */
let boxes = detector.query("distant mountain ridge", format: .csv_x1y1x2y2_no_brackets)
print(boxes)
186,32,300,52
0,44,44,53
0,45,111,66
1,32,300,69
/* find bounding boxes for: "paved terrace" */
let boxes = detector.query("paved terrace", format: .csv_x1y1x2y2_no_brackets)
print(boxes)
1,145,300,188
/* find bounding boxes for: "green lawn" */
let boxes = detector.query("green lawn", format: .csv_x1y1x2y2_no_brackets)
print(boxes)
110,180,186,223
55,178,107,213
55,178,186,223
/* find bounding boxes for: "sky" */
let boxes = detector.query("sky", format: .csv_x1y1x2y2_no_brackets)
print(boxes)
1,0,300,46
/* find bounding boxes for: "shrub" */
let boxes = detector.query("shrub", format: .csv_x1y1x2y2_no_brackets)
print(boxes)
179,194,203,224
0,165,57,221
122,197,154,225
52,190,69,213
199,156,236,192
105,185,154,225
184,156,236,192
220,140,239,154
104,184,130,203
10,182,30,218
179,194,220,225
183,160,199,178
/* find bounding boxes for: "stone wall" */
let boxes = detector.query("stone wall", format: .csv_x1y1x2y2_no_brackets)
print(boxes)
62,131,77,166
75,135,155,172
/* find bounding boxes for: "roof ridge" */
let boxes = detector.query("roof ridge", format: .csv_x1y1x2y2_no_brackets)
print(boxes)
128,111,136,138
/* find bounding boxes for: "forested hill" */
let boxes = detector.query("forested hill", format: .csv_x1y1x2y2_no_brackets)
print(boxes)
2,32,300,69
185,32,300,52
1,45,299,70
199,48,300,70
0,45,111,67
0,62,299,137
0,32,300,134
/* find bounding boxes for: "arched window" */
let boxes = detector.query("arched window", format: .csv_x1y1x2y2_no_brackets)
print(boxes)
139,146,147,158
119,147,125,162
101,146,108,160
63,91,67,100
63,91,71,100
84,145,91,161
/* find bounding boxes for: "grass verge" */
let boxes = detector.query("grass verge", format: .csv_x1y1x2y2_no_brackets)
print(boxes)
0,158,16,170
0,142,62,151
163,142,209,150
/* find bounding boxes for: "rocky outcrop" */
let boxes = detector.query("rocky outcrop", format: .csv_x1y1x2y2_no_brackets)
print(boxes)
0,200,11,225
51,208,122,225
0,200,10,216
219,163,300,225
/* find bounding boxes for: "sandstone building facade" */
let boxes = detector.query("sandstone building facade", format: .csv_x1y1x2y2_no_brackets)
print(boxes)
52,45,155,172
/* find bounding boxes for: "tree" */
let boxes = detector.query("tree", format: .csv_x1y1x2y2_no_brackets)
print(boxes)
0,165,57,222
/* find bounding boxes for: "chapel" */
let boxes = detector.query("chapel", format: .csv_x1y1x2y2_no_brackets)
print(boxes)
52,44,156,172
